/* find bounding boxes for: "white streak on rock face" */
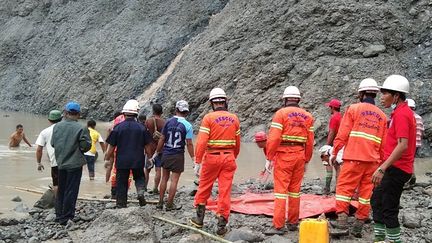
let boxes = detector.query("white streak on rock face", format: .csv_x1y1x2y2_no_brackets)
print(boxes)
137,44,189,107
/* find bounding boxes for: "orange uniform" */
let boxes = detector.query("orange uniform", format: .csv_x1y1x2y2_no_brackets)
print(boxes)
333,101,387,220
109,115,132,188
267,105,314,228
194,110,241,221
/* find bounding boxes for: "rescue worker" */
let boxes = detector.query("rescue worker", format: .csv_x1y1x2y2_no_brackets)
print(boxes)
324,99,342,194
265,86,314,235
254,131,273,177
330,78,387,238
371,75,416,243
404,98,424,189
105,100,153,208
190,88,241,236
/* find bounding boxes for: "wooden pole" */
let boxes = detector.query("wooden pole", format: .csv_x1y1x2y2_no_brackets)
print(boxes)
152,215,233,243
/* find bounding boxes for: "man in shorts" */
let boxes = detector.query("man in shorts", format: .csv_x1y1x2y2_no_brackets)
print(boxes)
154,100,194,211
35,110,63,196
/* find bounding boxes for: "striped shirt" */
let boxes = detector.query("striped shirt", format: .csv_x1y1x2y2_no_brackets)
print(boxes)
414,112,424,148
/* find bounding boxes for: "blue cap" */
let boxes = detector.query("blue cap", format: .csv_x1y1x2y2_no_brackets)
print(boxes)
65,101,81,112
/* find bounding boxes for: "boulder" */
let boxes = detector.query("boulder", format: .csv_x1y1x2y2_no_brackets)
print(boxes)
402,211,423,228
225,227,265,242
80,207,156,242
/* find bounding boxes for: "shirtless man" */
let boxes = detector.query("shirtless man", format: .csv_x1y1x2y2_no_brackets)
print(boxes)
9,124,32,147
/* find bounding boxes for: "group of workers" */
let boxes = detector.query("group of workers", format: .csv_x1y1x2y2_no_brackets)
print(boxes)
257,74,418,243
30,73,420,242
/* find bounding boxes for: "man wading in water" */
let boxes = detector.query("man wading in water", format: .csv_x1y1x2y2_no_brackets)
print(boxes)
9,124,32,148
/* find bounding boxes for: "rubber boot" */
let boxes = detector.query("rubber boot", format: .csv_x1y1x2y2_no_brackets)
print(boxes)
330,213,349,236
216,216,228,235
156,200,163,210
111,187,117,200
137,194,146,207
116,198,127,208
351,219,364,238
190,204,205,228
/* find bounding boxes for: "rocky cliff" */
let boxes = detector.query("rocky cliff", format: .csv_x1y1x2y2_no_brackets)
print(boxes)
1,0,431,155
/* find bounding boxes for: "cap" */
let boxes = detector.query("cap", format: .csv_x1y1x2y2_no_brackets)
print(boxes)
254,131,267,142
325,99,341,108
48,110,62,121
176,100,189,112
65,101,80,112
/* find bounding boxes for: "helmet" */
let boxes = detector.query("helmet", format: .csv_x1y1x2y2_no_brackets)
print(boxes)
283,86,301,99
254,131,267,142
122,99,139,114
406,98,415,108
358,78,379,93
380,75,409,93
209,88,227,102
318,145,332,156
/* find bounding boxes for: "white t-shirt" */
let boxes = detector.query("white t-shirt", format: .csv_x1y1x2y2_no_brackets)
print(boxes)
35,124,57,167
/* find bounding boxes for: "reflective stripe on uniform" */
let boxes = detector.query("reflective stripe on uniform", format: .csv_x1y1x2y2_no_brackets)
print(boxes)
281,135,307,143
274,193,288,199
271,122,283,130
349,131,382,144
207,140,236,146
335,194,351,203
199,126,210,134
358,197,370,205
236,129,240,136
309,126,314,132
288,192,300,198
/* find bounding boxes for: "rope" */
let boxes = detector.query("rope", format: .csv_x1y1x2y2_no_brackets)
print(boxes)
152,215,233,243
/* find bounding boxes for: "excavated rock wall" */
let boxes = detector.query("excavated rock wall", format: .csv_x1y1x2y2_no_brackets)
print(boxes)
0,0,228,118
1,0,431,154
152,0,432,155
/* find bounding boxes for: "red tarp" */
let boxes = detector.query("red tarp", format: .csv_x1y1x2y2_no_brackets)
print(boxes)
206,192,358,219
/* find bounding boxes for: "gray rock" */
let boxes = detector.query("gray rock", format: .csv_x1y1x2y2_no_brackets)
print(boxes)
28,236,40,243
0,218,19,226
80,207,156,242
45,213,56,222
225,227,265,242
105,203,116,209
403,211,423,228
178,234,210,243
14,203,29,213
362,44,386,57
11,196,22,202
263,234,293,243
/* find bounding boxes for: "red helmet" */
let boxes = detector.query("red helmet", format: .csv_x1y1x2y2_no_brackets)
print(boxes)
254,131,267,142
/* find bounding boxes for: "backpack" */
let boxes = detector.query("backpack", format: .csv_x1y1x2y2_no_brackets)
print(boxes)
152,118,163,141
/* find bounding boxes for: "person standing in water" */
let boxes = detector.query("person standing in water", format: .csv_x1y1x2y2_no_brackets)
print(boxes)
9,124,32,148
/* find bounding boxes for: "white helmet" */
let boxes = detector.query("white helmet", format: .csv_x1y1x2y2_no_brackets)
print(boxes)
122,99,139,114
318,145,332,156
283,86,301,99
209,88,227,102
406,98,415,108
380,75,409,93
358,78,380,93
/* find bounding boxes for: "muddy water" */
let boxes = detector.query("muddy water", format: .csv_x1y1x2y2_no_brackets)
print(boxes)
0,111,431,218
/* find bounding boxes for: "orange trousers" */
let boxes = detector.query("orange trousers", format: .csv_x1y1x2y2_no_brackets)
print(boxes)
273,151,305,228
335,160,378,220
110,156,133,188
194,152,237,220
